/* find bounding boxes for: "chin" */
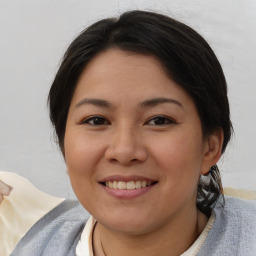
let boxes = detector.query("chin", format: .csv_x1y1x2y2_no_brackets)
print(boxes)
96,209,158,235
104,220,152,235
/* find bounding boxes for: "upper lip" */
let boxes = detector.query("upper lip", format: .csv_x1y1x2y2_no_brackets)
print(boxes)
99,175,157,183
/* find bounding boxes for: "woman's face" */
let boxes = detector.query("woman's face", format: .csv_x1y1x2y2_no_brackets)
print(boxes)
64,49,215,235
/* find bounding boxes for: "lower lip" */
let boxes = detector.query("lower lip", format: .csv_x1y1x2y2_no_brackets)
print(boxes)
101,184,155,199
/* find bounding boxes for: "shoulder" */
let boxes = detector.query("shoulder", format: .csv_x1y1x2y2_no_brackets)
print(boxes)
11,199,89,255
222,195,256,215
214,196,256,228
215,196,256,236
217,196,256,231
197,196,256,256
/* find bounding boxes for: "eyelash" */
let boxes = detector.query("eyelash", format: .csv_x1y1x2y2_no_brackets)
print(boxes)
80,116,110,126
80,115,176,126
145,115,176,126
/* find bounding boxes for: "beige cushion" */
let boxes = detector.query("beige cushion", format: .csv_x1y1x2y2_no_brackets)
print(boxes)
224,187,256,200
0,171,64,256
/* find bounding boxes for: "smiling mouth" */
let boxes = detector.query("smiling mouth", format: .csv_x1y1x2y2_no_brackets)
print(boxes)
101,180,158,190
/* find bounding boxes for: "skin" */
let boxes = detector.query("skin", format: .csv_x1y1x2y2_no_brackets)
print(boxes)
64,49,223,256
0,180,12,203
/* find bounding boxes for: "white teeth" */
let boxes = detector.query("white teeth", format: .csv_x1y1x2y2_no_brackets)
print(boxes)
107,181,113,188
105,180,154,190
135,180,142,189
118,181,126,189
127,181,135,189
113,181,118,189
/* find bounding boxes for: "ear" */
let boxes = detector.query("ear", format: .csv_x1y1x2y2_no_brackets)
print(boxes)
201,128,224,175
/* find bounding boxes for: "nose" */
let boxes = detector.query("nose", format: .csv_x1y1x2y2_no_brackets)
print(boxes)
105,127,147,165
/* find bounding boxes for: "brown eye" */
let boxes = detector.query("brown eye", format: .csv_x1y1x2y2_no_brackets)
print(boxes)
146,116,174,126
82,116,110,125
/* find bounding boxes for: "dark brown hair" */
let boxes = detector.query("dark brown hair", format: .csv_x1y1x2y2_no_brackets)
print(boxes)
48,10,232,215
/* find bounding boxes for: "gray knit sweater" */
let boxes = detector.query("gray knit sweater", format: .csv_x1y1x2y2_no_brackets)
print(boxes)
11,196,256,256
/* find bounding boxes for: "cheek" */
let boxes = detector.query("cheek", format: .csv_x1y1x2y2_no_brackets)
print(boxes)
64,131,103,174
150,131,204,190
152,129,204,166
64,131,105,213
64,130,104,199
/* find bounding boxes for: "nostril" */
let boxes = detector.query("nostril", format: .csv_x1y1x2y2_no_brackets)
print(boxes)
104,139,147,164
109,158,119,163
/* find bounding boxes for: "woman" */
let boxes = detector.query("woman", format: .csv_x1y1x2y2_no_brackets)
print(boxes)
1,10,256,255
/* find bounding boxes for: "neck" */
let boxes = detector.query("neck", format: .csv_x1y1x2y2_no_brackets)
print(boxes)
93,209,208,256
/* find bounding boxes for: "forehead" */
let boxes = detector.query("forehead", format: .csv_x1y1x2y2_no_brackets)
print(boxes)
79,49,168,87
70,49,195,112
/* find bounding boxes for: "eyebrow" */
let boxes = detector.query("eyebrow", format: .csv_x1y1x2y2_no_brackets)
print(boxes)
74,97,183,109
140,97,183,109
75,98,112,109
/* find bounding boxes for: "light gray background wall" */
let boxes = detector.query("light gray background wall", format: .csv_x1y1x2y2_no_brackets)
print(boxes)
0,0,255,198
